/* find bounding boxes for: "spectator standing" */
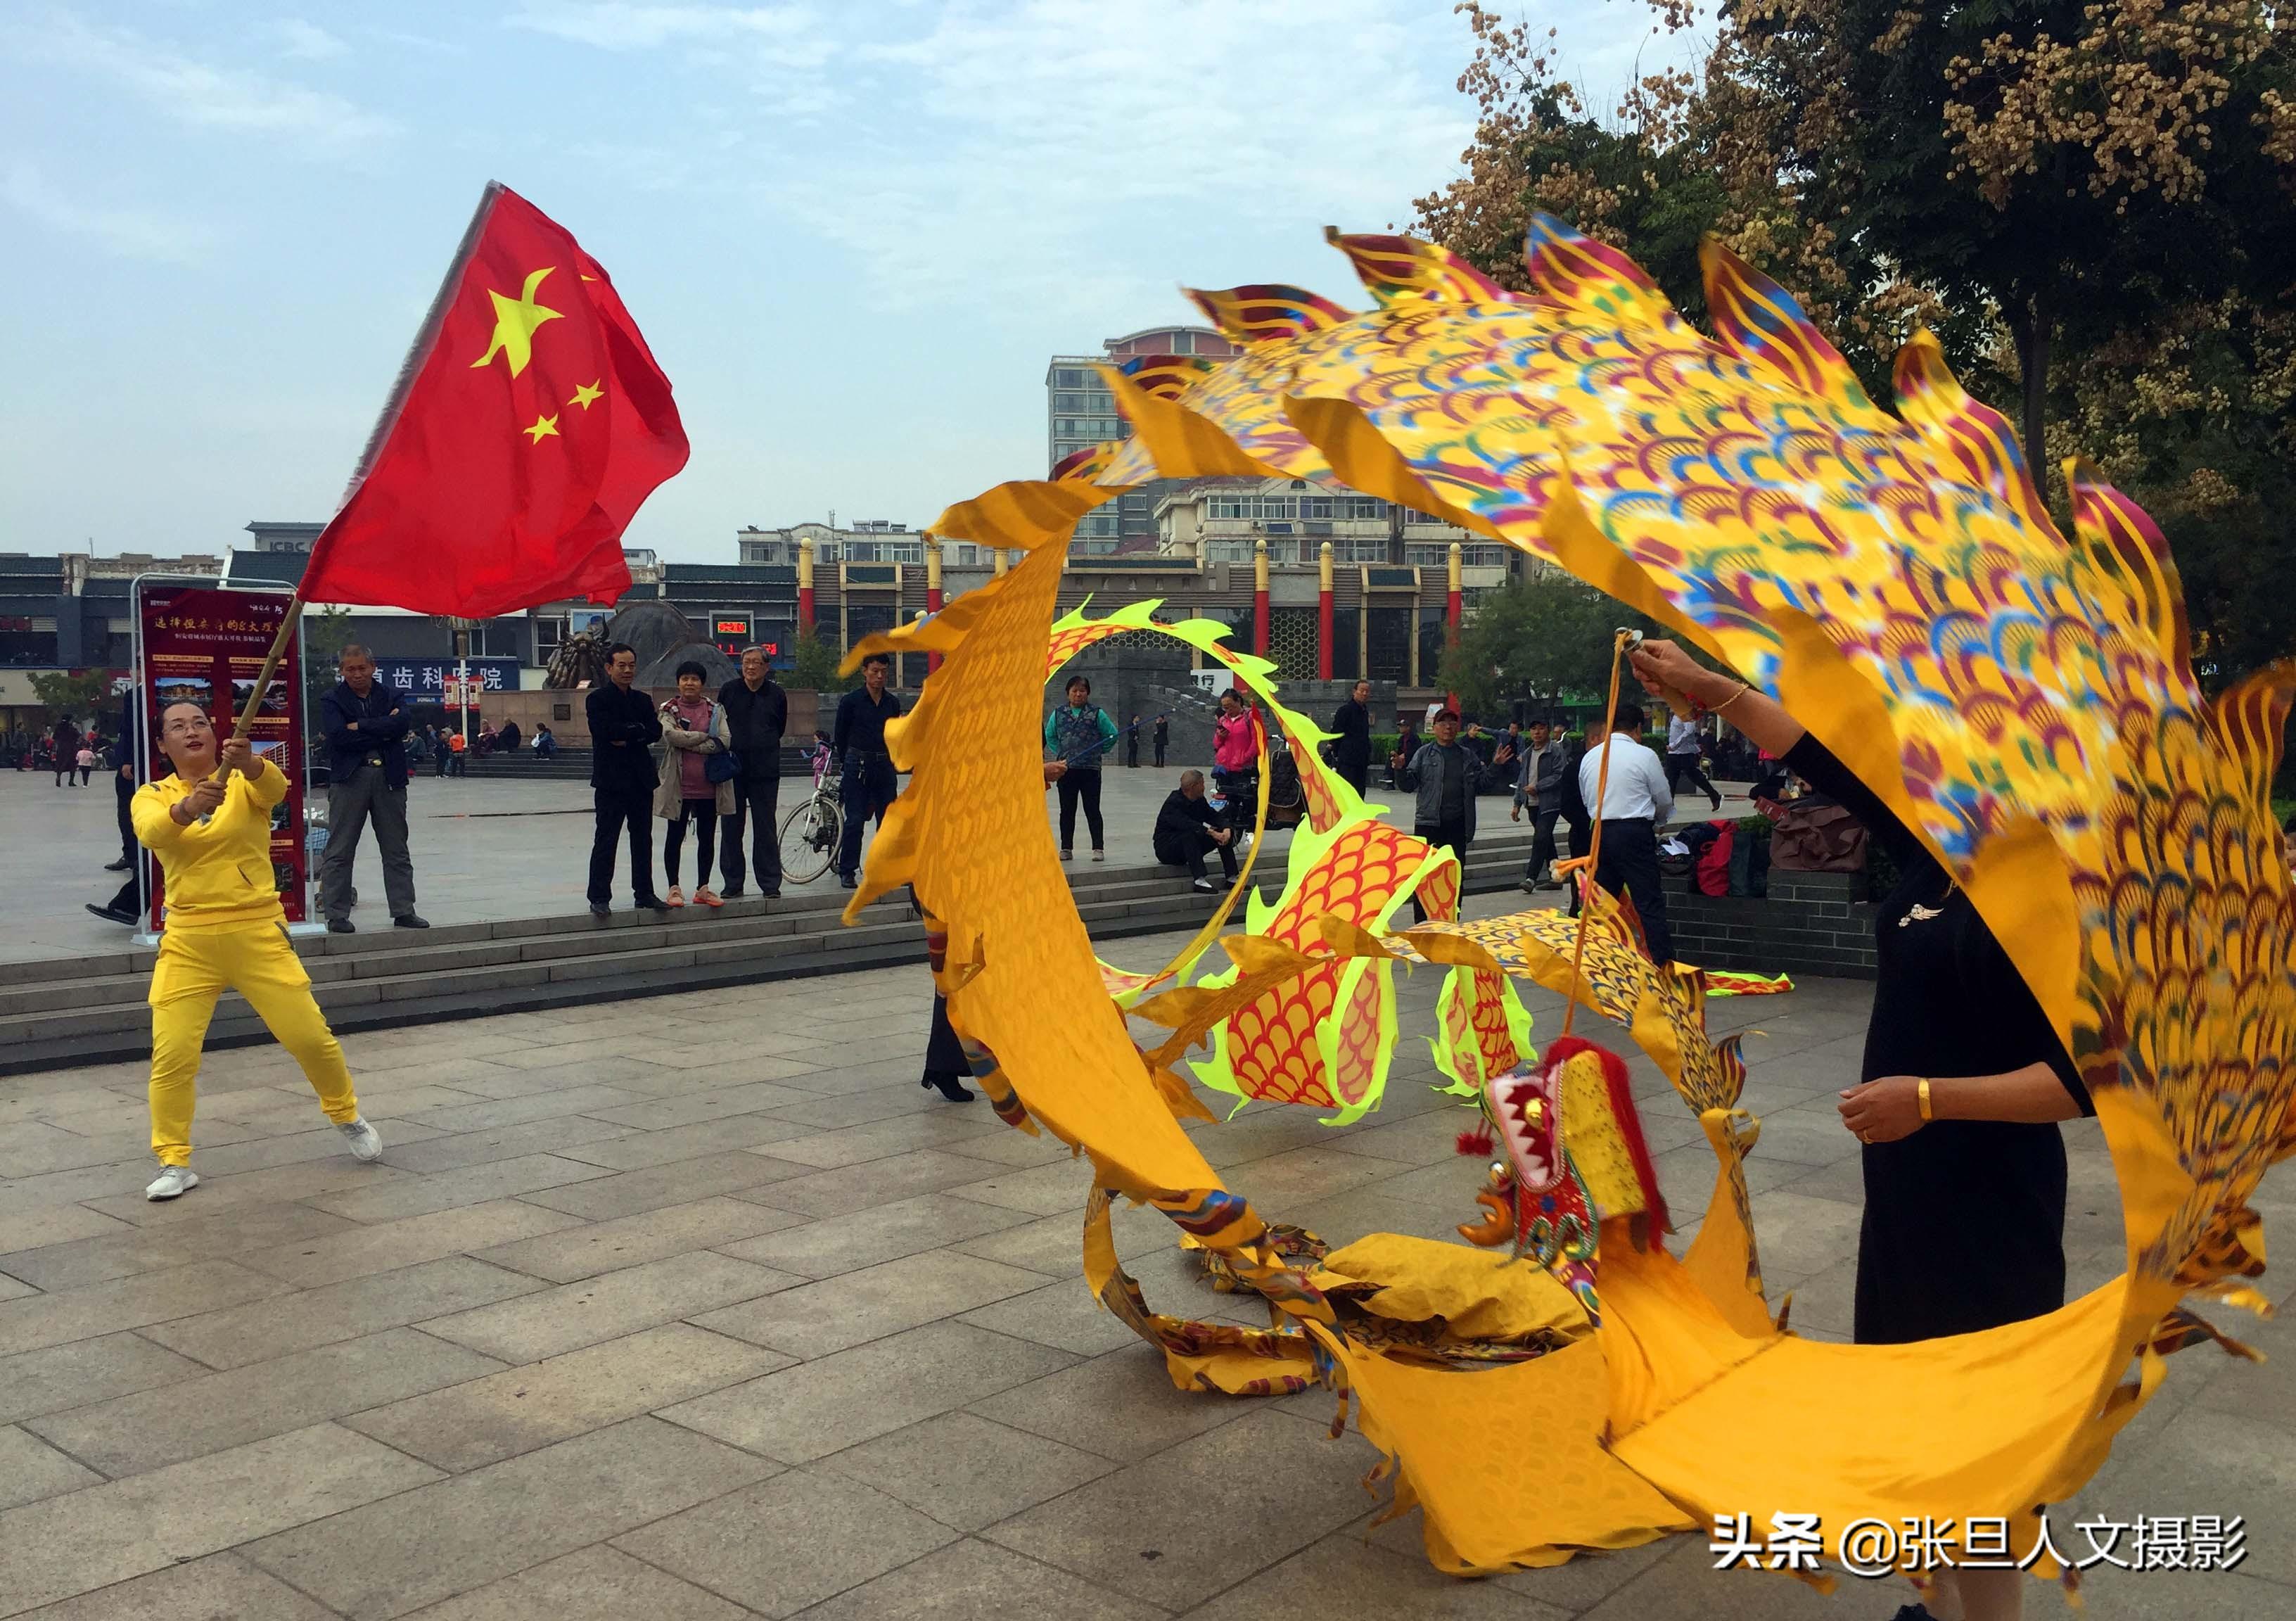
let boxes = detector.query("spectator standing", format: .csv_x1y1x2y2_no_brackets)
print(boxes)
446,728,467,776
1152,713,1169,768
74,742,96,786
718,645,787,899
87,695,147,927
654,660,730,908
1578,699,1676,963
1388,716,1420,788
585,642,668,916
1514,720,1570,890
1211,689,1258,836
1125,713,1142,768
428,725,449,777
1665,711,1725,813
1154,770,1238,891
51,717,79,787
1327,678,1372,794
317,645,427,936
833,651,903,890
1394,708,1479,923
1045,675,1116,862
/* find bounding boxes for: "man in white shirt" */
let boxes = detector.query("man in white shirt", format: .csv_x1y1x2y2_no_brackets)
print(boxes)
1577,699,1676,963
1664,711,1723,813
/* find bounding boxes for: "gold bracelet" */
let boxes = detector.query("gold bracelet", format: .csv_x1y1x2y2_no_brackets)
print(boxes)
1918,1077,1933,1122
1711,682,1752,713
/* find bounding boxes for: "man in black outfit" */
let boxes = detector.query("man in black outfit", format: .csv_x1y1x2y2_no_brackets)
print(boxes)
1578,699,1675,962
717,644,786,899
1154,770,1237,892
1152,714,1168,768
1125,713,1142,768
317,645,427,935
87,693,146,927
1327,678,1372,793
834,651,902,890
584,643,666,916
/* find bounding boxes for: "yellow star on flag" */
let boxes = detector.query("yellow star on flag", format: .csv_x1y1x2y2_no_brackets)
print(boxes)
568,380,604,409
523,413,560,445
471,267,563,378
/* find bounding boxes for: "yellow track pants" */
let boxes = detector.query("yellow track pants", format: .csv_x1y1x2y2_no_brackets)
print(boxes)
148,921,357,1167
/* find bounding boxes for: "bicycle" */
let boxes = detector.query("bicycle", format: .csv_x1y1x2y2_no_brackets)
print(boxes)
776,736,845,885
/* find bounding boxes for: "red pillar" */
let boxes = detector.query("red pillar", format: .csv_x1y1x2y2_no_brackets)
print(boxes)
1252,538,1270,657
797,542,816,637
1444,541,1463,714
924,540,945,675
1316,541,1334,680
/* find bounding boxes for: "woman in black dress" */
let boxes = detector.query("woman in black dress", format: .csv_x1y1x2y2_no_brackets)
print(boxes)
1628,640,2092,1621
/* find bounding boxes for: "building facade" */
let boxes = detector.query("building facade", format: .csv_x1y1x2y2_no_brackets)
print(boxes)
1047,324,1242,554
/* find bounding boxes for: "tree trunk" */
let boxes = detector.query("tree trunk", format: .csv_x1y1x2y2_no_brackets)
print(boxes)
2014,291,2049,480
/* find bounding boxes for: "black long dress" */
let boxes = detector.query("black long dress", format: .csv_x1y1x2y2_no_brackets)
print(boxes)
1782,736,2094,1345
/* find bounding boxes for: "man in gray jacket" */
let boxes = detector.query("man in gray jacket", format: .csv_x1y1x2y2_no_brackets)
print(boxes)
1512,718,1569,891
1391,708,1477,923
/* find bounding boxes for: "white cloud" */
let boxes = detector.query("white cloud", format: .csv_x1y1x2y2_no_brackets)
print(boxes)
2,160,215,265
507,3,815,51
18,15,396,152
276,19,350,61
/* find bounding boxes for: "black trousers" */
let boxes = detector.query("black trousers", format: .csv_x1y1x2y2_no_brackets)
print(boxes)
837,755,898,879
1412,818,1469,923
1056,768,1104,851
588,787,656,904
1665,752,1719,803
662,796,717,887
924,992,967,1081
1593,818,1674,964
1153,735,1167,767
1156,825,1237,882
720,774,782,893
1336,762,1368,794
1525,806,1560,878
115,768,136,867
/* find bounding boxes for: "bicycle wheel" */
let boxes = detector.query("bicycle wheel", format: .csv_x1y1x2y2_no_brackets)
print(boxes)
777,794,842,885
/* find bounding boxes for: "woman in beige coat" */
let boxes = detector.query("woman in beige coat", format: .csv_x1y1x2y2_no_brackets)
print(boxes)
653,660,735,907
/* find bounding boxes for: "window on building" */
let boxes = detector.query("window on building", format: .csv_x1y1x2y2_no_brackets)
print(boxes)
1054,368,1087,387
1344,497,1384,520
1302,497,1334,519
535,615,569,661
1329,606,1360,680
1334,537,1390,564
1207,539,1255,563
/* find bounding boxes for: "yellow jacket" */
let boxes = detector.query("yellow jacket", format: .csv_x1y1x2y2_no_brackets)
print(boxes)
132,758,290,931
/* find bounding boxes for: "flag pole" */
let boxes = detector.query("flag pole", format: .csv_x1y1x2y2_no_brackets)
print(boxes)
210,588,307,783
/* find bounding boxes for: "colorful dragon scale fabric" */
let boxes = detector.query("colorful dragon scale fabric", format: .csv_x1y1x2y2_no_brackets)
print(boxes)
844,215,2289,1576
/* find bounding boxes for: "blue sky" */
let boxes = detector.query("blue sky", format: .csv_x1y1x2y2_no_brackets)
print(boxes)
1,2,1684,564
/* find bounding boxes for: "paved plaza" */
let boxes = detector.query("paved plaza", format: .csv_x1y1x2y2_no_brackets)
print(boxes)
0,885,2290,1620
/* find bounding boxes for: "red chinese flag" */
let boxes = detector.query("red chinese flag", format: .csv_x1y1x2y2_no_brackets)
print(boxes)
298,182,688,617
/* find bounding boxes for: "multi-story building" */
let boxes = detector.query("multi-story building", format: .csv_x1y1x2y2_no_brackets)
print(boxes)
0,549,227,731
1047,324,1243,554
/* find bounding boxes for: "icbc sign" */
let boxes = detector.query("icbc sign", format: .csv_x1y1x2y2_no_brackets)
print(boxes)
712,614,752,657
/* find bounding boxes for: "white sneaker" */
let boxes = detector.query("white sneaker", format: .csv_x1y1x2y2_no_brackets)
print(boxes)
338,1118,384,1162
145,1164,198,1201
1192,877,1217,893
1091,849,1105,863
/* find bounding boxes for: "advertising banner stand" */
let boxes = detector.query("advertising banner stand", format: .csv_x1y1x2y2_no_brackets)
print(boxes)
130,577,317,944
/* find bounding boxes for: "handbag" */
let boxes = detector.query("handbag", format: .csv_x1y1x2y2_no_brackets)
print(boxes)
1769,794,1868,872
700,703,741,784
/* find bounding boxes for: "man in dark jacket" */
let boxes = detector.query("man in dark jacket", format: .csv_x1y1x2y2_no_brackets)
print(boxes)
1393,708,1477,923
717,645,787,898
317,645,426,934
585,642,666,915
1327,678,1372,793
1154,770,1237,891
1152,714,1168,768
833,651,902,889
1514,719,1569,891
86,692,147,926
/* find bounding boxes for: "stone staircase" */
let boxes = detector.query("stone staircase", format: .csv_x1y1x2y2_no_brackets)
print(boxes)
3,826,1552,1075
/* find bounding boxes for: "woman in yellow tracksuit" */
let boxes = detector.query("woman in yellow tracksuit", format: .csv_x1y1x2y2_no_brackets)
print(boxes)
133,701,382,1200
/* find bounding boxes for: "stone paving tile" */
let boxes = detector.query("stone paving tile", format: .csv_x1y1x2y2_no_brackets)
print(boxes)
948,1204,1170,1277
392,1084,655,1136
236,1199,587,1290
715,1193,1031,1281
983,1408,1380,1612
694,1249,1047,1359
755,1148,1026,1218
520,1149,816,1221
582,1077,822,1131
956,1276,1144,1356
792,1537,1166,1621
768,1084,952,1127
0,1122,154,1180
79,1156,414,1228
419,1249,803,1363
25,1326,503,1477
0,1203,136,1258
1577,1538,1848,1620
346,1321,789,1472
0,1272,37,1301
0,1258,288,1357
613,1466,959,1618
969,1344,1254,1463
0,1330,210,1425
758,1110,1012,1169
141,1254,544,1369
11,1551,340,1620
819,1410,1118,1533
242,1416,778,1621
398,1545,751,1621
0,1423,442,1617
0,1425,102,1511
0,1200,359,1293
148,1119,449,1179
1745,1188,1868,1278
374,1114,639,1174
944,1160,1099,1217
476,1194,807,1283
302,1151,616,1223
1179,1530,1573,1620
660,1319,1078,1463
550,1110,822,1171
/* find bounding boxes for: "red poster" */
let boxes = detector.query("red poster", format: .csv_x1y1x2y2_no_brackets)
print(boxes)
136,585,308,929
